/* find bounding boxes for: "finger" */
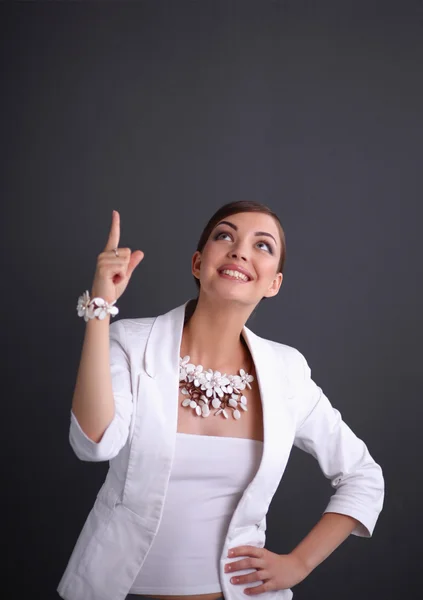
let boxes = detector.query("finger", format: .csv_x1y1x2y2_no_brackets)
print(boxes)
243,582,271,596
227,557,265,575
231,570,266,585
126,250,145,279
228,546,262,558
227,558,251,572
104,210,120,252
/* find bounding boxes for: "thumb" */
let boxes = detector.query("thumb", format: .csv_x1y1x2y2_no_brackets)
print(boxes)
126,250,145,279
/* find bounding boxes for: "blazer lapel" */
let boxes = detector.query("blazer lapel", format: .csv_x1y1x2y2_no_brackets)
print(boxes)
121,301,188,512
240,327,295,503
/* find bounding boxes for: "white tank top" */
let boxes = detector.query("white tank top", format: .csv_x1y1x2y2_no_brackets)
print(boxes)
129,432,263,595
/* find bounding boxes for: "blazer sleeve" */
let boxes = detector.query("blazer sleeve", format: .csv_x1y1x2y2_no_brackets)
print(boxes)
293,351,384,538
69,319,134,462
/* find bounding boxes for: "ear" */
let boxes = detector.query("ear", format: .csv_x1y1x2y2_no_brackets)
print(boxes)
263,272,283,298
191,251,202,280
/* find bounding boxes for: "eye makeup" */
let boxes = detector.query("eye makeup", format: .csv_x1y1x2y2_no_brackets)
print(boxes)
213,229,274,254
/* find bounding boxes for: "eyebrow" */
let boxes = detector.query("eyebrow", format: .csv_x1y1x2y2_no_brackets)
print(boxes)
215,220,278,246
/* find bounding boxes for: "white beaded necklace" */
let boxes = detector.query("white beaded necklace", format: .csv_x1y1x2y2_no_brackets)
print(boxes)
179,355,254,420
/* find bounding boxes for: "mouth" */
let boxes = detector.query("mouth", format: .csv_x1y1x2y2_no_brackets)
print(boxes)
217,269,252,283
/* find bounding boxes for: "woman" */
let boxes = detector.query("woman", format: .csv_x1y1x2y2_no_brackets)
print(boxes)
57,201,384,600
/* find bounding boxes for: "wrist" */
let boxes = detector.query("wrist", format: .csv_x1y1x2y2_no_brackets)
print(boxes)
91,290,116,305
77,290,119,322
289,550,314,578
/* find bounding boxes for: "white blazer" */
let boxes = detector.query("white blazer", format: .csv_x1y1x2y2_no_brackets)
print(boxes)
57,299,384,600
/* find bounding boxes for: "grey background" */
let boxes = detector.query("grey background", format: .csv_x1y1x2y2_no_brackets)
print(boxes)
1,1,422,598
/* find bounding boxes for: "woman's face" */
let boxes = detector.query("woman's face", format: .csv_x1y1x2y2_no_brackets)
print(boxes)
192,212,283,305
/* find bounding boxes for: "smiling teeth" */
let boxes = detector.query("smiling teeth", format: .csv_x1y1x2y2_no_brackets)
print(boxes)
221,269,249,281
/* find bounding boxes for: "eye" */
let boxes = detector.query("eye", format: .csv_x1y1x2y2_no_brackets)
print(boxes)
256,240,273,254
214,231,232,241
214,231,273,254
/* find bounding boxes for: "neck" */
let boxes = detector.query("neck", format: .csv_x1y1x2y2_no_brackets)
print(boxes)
181,294,255,372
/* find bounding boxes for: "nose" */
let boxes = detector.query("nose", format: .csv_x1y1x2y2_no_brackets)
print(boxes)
228,249,248,261
227,236,250,262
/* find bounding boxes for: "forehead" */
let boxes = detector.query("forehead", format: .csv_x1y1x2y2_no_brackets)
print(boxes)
215,212,279,233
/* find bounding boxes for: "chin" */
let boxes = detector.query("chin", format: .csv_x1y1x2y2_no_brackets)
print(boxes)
209,287,253,305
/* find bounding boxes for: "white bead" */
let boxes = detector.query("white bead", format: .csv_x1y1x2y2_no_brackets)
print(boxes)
240,395,247,405
240,404,248,411
222,409,228,419
212,398,221,408
233,409,241,420
189,400,197,409
202,405,210,417
228,398,237,408
181,388,188,394
195,405,201,416
182,399,191,407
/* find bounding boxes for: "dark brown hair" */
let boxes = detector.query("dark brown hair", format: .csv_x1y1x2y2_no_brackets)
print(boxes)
192,200,286,293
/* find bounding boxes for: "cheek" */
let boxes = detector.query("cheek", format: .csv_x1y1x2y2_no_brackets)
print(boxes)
195,248,213,275
201,243,220,264
261,263,279,281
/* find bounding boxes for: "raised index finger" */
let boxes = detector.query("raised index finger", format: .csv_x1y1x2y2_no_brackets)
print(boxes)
104,210,120,252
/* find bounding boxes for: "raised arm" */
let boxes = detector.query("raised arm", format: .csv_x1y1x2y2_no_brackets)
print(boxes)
69,210,144,461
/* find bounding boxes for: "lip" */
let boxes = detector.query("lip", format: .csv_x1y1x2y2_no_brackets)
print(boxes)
218,264,254,281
